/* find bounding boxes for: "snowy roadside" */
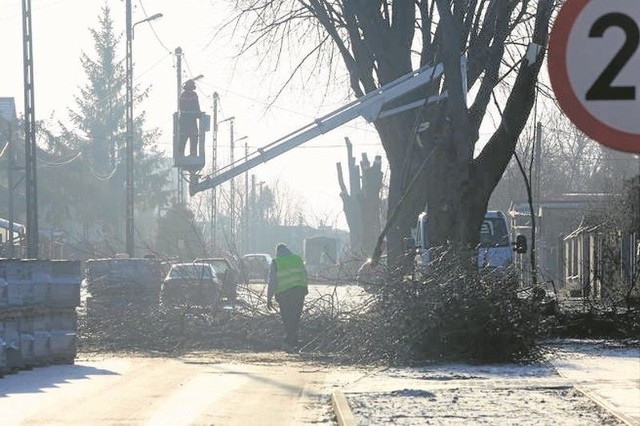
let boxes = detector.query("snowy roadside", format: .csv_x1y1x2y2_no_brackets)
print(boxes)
325,339,639,425
547,339,640,425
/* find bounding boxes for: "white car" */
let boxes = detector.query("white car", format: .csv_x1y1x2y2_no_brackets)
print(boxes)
241,253,272,282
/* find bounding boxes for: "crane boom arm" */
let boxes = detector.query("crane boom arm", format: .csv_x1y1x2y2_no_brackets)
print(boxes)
190,60,451,195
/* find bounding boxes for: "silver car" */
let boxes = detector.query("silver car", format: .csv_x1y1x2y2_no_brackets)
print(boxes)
161,263,221,307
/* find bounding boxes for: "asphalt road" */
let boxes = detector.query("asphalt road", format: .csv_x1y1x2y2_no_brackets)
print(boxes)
0,353,334,425
1,282,368,426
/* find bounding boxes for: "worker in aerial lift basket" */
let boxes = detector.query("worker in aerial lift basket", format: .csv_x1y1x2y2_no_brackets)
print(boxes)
178,79,201,157
267,243,308,353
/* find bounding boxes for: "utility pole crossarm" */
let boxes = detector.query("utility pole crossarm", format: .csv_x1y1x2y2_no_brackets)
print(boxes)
190,60,450,195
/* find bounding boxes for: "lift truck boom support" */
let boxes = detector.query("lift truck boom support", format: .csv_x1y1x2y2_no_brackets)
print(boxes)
189,59,464,196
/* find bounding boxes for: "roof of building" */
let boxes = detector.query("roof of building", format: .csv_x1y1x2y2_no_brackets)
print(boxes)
507,193,620,216
0,217,26,234
0,97,16,122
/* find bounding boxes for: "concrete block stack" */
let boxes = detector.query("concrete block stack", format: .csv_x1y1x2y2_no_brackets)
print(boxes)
0,259,81,377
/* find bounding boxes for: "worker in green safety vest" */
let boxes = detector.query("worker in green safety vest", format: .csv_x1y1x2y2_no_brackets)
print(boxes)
267,243,308,352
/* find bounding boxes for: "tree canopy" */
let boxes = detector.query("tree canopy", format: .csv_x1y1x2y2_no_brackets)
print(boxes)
232,0,556,261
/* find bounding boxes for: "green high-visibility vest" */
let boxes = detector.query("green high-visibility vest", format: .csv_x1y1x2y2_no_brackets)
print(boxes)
274,254,307,294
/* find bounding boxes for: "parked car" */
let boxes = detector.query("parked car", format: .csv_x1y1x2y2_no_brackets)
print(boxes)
193,257,239,301
241,253,272,282
161,263,221,308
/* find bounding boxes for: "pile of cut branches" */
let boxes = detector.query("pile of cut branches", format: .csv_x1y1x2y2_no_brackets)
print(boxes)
312,258,547,364
78,259,546,364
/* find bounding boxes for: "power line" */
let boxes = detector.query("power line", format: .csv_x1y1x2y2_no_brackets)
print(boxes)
195,78,379,136
137,0,172,54
0,0,71,23
86,161,120,181
36,151,82,168
136,52,173,80
177,54,378,137
217,143,382,150
0,142,8,158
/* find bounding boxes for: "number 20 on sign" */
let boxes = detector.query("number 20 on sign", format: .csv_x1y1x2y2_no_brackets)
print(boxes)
548,0,640,153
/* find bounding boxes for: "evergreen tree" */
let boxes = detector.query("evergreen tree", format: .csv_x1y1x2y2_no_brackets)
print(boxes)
39,3,170,253
155,204,205,260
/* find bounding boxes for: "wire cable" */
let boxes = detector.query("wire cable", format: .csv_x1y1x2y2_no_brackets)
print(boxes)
0,142,8,159
137,0,173,54
86,161,120,181
36,151,82,168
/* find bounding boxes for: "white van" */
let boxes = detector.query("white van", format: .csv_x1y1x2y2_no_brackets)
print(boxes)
477,210,515,268
413,210,526,272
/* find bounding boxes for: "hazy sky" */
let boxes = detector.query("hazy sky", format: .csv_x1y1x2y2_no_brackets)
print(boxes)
0,0,383,230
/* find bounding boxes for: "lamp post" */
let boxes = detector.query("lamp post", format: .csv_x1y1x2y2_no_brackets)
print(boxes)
125,1,162,257
244,139,249,254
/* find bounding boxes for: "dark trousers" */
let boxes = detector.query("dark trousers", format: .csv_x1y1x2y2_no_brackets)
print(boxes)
179,119,198,156
179,132,198,156
275,286,307,347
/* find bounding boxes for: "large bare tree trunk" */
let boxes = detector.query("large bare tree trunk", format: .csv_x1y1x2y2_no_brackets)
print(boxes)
337,137,383,257
379,1,553,262
235,0,556,263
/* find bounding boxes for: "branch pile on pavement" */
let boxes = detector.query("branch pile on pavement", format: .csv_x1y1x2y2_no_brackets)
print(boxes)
307,258,549,364
77,255,549,364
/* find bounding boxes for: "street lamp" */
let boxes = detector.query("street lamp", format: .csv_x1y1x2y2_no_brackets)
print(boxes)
133,13,163,36
125,1,163,257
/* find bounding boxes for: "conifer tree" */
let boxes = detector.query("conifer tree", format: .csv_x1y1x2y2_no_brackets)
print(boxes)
40,4,170,252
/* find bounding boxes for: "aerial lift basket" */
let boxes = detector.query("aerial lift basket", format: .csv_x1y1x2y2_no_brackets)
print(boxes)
172,112,210,170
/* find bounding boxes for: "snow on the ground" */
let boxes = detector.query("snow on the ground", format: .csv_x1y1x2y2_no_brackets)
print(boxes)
546,339,640,422
326,339,639,425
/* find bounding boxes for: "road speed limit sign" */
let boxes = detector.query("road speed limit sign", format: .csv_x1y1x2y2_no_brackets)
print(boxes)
548,0,640,153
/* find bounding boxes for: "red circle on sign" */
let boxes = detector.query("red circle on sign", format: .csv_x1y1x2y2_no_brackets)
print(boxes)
548,0,640,153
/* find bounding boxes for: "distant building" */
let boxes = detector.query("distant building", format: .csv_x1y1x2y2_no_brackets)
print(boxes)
0,97,24,228
561,178,639,301
0,97,17,122
508,193,620,290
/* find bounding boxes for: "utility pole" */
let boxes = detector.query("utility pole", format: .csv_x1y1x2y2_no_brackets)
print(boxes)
175,47,184,205
534,121,542,206
124,9,163,258
211,92,219,250
531,120,543,287
8,120,15,258
22,0,38,258
231,134,247,250
244,140,249,254
229,118,235,241
251,174,256,253
258,180,265,251
218,116,234,247
125,0,134,257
